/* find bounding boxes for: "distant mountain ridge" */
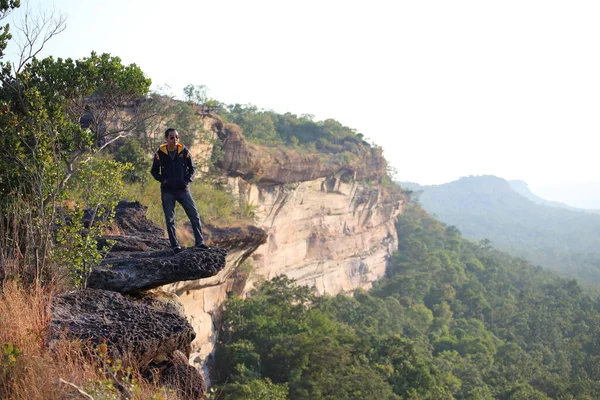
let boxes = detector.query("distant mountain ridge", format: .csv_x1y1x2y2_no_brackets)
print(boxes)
508,180,600,214
533,181,600,210
399,175,600,285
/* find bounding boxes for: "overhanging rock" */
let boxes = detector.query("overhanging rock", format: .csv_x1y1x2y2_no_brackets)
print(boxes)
87,247,227,293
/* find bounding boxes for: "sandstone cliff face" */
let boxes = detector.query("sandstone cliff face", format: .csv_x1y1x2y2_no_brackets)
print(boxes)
168,119,404,377
228,175,402,295
165,225,267,371
215,118,403,295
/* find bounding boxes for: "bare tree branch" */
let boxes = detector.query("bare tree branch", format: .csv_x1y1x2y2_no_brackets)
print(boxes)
13,3,66,72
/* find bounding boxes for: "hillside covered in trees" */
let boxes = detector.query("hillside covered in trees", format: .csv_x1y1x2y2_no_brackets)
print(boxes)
211,203,600,399
401,176,600,286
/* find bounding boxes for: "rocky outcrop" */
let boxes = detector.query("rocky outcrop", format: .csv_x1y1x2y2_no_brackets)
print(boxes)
51,289,195,365
88,247,227,293
216,126,387,184
227,175,403,296
50,288,204,399
88,201,228,293
48,201,265,399
89,201,269,380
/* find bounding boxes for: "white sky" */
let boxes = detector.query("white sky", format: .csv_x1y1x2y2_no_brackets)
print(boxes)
4,0,600,192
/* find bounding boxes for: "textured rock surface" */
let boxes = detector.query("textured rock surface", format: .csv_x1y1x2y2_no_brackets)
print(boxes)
50,288,204,399
216,127,387,184
96,200,170,252
50,288,195,364
228,175,403,295
88,246,227,293
89,201,229,293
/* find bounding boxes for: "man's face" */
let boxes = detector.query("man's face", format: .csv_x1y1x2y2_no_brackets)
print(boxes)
167,131,179,144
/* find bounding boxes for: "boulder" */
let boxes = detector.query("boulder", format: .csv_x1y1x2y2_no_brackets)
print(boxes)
50,288,194,364
50,288,204,399
88,201,230,293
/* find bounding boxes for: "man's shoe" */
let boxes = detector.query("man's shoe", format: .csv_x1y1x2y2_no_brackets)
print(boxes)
172,246,183,254
195,243,209,250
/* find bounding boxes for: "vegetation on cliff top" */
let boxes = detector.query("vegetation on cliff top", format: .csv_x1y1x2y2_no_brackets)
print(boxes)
221,103,368,149
217,102,389,183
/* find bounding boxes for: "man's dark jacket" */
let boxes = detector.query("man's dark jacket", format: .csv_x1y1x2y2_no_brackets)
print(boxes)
151,143,196,192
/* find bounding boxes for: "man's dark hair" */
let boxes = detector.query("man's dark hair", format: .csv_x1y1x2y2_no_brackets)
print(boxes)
164,128,177,137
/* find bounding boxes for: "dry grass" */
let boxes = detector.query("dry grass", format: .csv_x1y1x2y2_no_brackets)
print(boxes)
0,280,182,400
176,225,195,247
103,220,125,236
123,174,255,232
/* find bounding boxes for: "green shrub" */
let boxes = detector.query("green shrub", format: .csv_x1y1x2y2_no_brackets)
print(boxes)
114,138,150,183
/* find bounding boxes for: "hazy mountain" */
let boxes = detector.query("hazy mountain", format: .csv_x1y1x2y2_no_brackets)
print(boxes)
509,180,600,214
508,180,577,208
398,175,600,285
531,181,600,210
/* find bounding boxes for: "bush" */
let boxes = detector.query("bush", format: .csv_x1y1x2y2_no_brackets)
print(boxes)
114,138,150,184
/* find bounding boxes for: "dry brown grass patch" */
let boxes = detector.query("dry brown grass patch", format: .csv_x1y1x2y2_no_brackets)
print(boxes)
0,281,182,399
176,224,195,247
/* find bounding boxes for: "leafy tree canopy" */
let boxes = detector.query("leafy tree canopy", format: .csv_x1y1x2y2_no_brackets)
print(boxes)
213,203,600,399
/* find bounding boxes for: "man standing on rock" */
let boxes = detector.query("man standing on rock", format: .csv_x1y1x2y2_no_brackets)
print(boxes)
151,128,208,252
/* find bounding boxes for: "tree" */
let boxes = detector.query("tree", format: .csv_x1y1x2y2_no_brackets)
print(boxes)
0,4,152,283
183,83,209,105
114,137,149,183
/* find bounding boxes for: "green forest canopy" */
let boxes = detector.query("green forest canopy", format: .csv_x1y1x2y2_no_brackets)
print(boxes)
219,103,371,153
212,204,600,399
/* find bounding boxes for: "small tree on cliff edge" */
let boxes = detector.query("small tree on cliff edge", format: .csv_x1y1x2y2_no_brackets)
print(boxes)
0,3,152,284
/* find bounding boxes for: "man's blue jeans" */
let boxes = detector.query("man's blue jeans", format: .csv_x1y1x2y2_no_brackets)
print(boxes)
161,190,204,248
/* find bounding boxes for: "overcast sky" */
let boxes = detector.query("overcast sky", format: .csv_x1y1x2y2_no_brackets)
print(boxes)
4,1,599,201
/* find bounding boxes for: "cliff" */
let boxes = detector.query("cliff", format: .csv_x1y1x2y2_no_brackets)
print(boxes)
165,117,405,376
226,175,401,295
215,125,387,184
219,118,402,291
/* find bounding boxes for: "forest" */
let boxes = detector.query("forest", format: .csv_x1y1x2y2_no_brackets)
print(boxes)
211,203,600,399
401,176,600,287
